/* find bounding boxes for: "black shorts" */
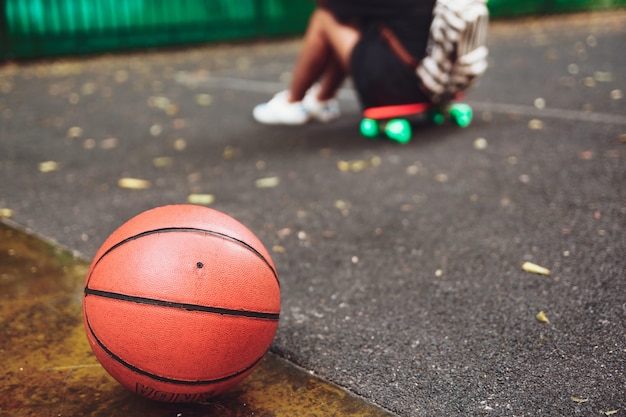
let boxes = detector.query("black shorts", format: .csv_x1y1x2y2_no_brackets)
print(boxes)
350,24,430,110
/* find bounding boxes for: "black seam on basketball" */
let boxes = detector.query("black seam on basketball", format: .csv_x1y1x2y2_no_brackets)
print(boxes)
85,227,279,288
84,288,280,320
84,316,267,386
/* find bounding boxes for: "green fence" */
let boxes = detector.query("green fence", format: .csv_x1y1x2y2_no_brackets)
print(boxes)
489,0,626,17
1,0,625,60
0,0,315,59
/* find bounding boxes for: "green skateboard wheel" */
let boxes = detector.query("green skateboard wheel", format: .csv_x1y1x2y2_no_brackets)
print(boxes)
385,119,412,144
450,103,473,128
430,110,445,125
360,118,380,138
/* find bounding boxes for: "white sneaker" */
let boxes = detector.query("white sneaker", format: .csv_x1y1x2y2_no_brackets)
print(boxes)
303,84,340,123
253,91,310,125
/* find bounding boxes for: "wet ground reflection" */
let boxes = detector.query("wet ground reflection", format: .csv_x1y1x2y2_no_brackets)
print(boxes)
0,222,392,417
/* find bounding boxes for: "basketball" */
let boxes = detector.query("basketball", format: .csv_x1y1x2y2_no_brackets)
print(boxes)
82,204,280,402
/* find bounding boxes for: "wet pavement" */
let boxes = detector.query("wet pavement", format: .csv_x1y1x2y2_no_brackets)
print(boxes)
1,10,625,417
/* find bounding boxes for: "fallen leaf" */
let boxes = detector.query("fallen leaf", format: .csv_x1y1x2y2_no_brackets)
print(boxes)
536,310,549,323
195,94,213,106
406,164,422,175
186,194,215,205
149,124,163,136
522,261,551,276
152,157,174,168
272,245,286,254
579,150,594,160
337,160,350,172
165,104,180,116
337,157,380,172
528,119,544,130
83,138,96,149
594,71,613,82
0,208,13,218
100,137,119,149
571,397,589,403
223,146,235,160
435,173,449,183
39,161,59,173
583,77,596,87
67,126,84,138
370,156,382,167
533,98,546,109
148,96,170,109
473,137,488,150
81,82,96,95
604,411,619,416
334,200,349,210
255,176,280,188
118,178,151,190
348,160,367,172
173,138,187,151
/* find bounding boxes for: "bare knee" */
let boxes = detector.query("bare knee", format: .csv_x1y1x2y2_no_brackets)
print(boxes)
306,7,336,35
306,7,359,70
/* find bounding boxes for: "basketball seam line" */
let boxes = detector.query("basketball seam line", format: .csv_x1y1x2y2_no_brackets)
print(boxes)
84,288,280,320
86,227,279,288
84,318,268,386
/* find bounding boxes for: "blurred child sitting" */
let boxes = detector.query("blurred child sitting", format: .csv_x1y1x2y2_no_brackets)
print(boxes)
253,0,438,125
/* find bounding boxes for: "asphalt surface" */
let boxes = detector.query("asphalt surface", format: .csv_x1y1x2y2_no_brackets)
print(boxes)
1,11,625,417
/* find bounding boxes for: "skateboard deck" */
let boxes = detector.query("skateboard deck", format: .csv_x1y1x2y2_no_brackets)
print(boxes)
360,100,473,144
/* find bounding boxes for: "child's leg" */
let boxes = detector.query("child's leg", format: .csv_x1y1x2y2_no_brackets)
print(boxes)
316,56,346,101
288,7,359,102
252,7,358,125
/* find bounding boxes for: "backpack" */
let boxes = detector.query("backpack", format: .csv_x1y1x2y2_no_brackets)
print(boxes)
416,0,490,102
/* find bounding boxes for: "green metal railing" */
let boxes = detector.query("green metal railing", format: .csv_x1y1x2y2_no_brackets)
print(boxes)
0,0,314,59
489,0,626,17
1,0,625,60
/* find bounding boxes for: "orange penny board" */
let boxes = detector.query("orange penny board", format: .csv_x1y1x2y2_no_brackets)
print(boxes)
362,103,431,120
363,93,465,120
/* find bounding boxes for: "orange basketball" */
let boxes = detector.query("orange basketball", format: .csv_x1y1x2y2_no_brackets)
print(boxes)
82,205,280,402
